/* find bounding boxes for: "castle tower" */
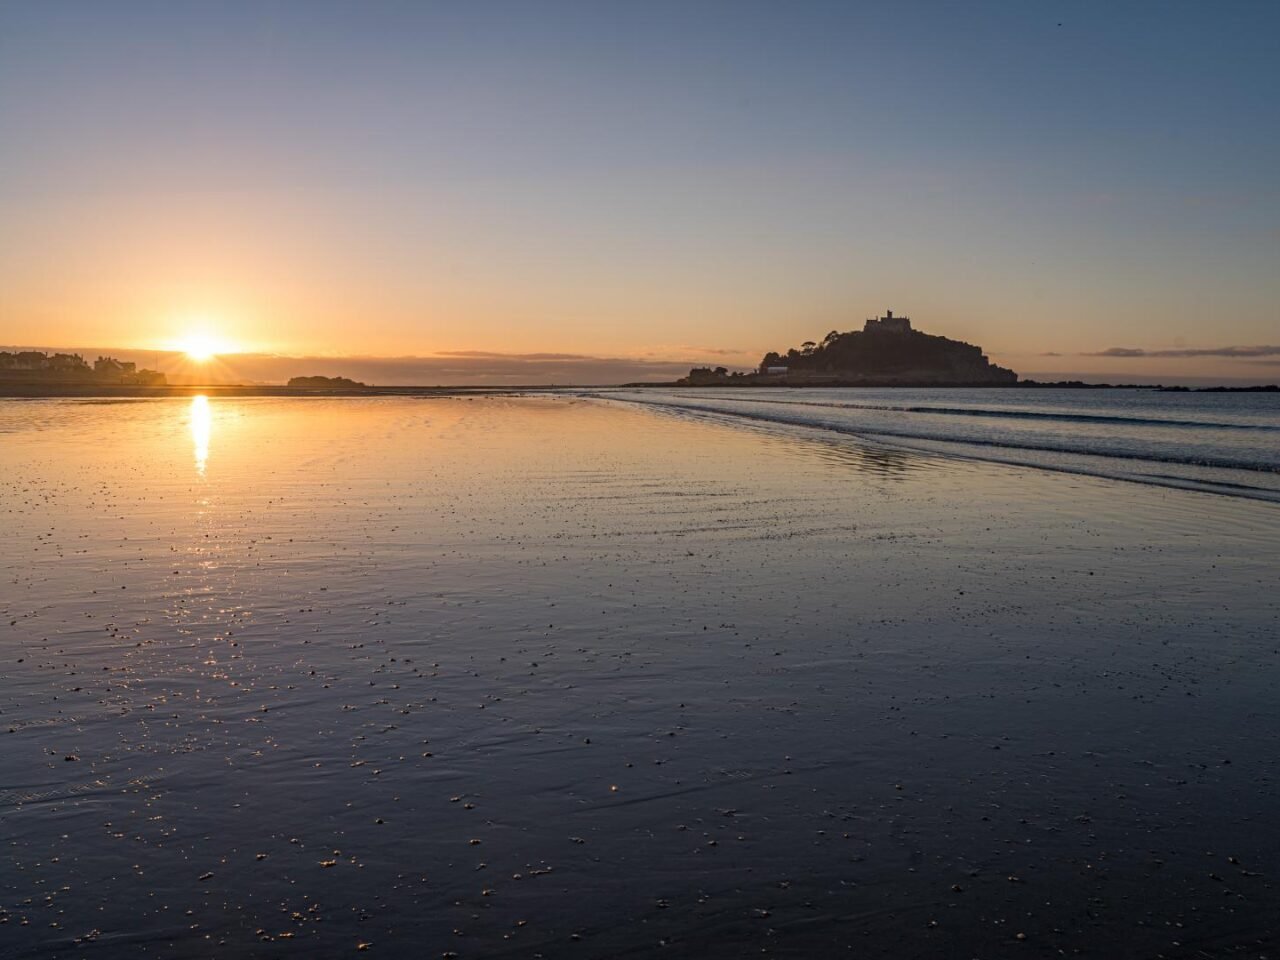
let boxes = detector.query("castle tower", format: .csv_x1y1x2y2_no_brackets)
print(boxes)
864,310,912,334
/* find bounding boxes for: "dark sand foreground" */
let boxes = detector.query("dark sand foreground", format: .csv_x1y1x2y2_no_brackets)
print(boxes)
2,396,1278,958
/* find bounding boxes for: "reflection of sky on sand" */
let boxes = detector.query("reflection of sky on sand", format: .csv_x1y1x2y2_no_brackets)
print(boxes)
810,436,926,479
190,394,211,475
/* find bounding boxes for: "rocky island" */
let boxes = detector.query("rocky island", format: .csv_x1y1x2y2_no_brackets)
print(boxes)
287,375,369,389
681,310,1017,386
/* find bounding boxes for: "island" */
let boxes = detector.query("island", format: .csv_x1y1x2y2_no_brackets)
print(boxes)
680,310,1017,386
287,375,369,389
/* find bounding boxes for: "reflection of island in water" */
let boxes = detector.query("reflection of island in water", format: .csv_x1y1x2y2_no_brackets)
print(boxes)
0,350,166,385
681,310,1018,387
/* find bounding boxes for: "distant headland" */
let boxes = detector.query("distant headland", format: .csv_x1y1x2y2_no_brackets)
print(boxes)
287,375,368,389
680,310,1018,387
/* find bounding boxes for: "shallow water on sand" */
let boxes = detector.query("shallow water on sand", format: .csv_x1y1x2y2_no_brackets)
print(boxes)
2,396,1279,958
598,387,1280,502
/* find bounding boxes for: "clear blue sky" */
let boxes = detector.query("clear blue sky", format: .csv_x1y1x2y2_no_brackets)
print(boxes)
1,1,1277,380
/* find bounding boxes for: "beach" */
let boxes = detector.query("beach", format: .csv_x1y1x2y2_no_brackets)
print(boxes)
3,394,1279,958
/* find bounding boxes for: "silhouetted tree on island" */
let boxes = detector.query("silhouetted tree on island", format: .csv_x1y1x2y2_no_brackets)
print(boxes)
682,365,747,385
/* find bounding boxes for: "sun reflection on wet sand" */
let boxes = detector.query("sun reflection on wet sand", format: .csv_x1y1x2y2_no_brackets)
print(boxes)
190,395,211,475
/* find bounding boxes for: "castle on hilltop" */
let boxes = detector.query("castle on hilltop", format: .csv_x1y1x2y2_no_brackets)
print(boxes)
863,309,912,335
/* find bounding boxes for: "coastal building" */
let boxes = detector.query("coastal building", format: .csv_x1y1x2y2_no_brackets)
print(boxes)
0,350,167,385
3,351,53,370
863,309,912,334
48,352,89,371
94,357,137,376
0,351,92,372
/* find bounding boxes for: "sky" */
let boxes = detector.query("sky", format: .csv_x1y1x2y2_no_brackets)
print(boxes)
1,0,1278,383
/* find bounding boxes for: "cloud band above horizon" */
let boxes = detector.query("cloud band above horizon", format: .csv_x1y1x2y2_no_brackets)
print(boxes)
1086,345,1280,359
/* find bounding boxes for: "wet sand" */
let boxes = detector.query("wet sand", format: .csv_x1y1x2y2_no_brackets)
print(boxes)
2,396,1278,958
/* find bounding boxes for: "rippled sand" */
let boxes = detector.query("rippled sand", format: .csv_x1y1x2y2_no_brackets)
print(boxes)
3,396,1279,958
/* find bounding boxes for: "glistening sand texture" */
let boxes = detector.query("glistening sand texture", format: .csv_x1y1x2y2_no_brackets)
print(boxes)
2,396,1279,958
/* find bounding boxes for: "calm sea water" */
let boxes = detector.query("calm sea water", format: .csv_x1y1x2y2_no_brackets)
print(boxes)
598,387,1280,501
2,396,1279,958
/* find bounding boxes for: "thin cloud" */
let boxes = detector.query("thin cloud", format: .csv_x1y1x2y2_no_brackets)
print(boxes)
434,350,603,361
1085,345,1280,359
635,344,750,359
683,346,746,357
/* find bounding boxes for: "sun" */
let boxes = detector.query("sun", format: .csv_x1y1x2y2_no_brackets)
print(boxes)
180,332,220,362
173,330,236,363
